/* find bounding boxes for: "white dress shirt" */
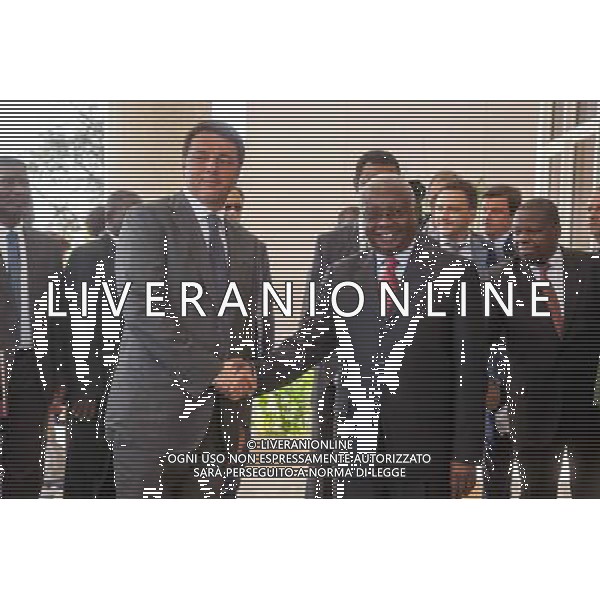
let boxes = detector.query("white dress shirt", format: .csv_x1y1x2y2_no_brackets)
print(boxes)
488,231,511,260
0,222,33,349
433,229,473,258
529,247,565,315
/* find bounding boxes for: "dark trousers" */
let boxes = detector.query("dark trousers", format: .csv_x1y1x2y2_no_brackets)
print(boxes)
110,400,230,499
484,411,513,498
519,415,600,498
1,350,50,499
64,419,116,498
161,402,229,499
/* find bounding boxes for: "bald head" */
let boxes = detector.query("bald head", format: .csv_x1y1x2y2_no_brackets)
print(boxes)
361,175,419,254
513,198,561,263
0,156,31,228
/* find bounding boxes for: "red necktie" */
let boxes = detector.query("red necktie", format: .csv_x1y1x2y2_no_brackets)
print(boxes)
539,265,563,337
381,256,400,315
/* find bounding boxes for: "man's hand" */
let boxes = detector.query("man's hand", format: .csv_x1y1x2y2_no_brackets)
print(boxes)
213,358,257,401
71,397,99,422
450,461,477,498
486,379,501,411
48,386,67,420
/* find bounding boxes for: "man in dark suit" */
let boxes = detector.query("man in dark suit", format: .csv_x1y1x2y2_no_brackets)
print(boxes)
105,121,273,498
63,190,141,498
428,179,493,280
479,185,522,498
252,175,488,498
481,186,521,264
310,150,425,286
489,198,600,498
0,157,71,498
308,151,406,497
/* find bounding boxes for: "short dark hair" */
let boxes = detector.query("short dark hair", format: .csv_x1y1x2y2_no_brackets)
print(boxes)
182,120,245,165
518,197,561,229
354,150,400,192
435,179,479,211
483,185,522,216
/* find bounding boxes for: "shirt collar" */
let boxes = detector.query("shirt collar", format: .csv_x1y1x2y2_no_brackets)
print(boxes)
376,238,416,262
183,189,225,221
435,229,472,250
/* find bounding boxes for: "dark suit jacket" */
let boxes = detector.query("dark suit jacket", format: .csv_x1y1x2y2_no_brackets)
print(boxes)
489,249,600,448
0,227,70,395
309,223,359,286
65,234,116,404
105,192,273,453
260,236,488,467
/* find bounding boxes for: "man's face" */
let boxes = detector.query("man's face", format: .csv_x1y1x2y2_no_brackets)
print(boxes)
513,207,559,262
482,196,512,240
364,187,418,254
184,131,241,212
358,163,399,191
587,196,600,243
431,190,475,242
0,165,30,225
224,190,243,222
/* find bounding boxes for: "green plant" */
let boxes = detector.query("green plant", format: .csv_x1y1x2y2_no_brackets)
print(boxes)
252,369,315,437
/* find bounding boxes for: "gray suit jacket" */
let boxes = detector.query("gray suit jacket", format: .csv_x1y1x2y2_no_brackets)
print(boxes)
105,192,273,453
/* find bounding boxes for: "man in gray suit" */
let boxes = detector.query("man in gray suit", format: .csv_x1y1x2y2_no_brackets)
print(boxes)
105,121,272,498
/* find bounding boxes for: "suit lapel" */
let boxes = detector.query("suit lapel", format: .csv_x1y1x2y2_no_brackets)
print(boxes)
170,193,215,298
342,253,379,371
562,249,584,338
379,237,445,354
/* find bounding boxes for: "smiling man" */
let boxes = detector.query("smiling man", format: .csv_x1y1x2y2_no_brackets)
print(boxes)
247,174,488,498
488,198,600,497
105,121,273,498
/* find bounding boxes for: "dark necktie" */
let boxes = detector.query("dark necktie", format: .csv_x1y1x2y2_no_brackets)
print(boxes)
487,243,499,268
6,230,21,299
539,265,563,337
381,255,400,316
206,212,229,300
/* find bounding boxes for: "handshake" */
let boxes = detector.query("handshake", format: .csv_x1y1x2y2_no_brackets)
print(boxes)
212,358,258,401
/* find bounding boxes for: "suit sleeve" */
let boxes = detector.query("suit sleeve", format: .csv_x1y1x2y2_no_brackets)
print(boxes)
256,267,339,393
43,243,77,395
254,241,275,357
308,235,325,285
115,204,222,398
453,262,488,464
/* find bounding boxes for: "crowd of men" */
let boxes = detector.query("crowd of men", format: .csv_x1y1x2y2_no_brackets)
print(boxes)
1,119,600,499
